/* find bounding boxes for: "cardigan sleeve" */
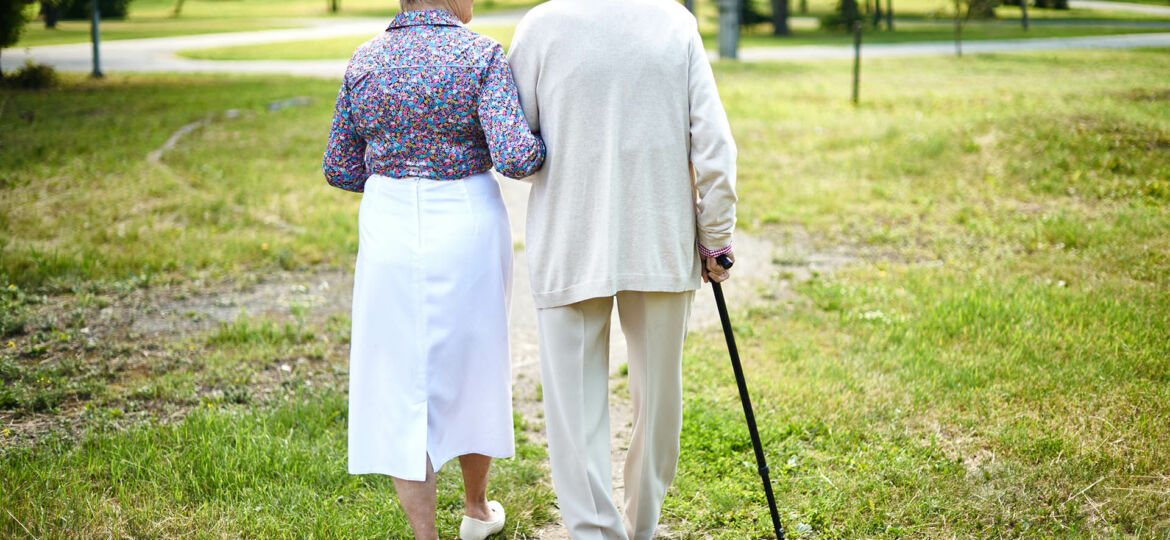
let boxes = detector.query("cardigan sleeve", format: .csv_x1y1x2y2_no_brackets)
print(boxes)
323,72,369,193
478,43,546,180
507,16,541,134
687,24,738,254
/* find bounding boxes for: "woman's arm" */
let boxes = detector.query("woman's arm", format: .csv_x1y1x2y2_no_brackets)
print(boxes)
478,43,546,180
323,73,369,192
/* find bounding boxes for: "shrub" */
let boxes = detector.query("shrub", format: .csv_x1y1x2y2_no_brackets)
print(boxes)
61,0,132,20
3,60,58,90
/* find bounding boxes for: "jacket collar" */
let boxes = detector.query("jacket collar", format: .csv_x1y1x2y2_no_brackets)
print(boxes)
388,9,463,30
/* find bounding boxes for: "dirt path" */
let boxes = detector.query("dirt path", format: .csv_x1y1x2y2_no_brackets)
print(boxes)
3,168,845,536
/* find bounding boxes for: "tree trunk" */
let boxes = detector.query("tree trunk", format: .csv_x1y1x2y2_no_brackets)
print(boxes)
42,1,59,29
718,0,740,59
770,0,790,35
330,0,339,13
886,0,894,29
173,0,186,17
872,0,882,27
686,0,695,12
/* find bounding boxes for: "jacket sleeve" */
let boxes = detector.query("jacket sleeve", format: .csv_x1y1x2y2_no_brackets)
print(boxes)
322,72,369,193
478,43,546,180
687,23,738,254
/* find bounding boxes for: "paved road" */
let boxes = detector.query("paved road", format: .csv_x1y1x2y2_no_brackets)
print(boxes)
4,1,1170,75
6,28,1170,76
0,12,527,77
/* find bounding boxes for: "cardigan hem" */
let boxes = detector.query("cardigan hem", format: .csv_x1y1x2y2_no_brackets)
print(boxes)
531,275,702,309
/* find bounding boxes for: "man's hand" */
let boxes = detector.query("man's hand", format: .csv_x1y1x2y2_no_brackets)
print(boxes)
701,252,734,283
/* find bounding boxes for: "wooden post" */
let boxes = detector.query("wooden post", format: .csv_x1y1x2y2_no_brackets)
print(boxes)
1020,0,1029,30
852,21,862,105
953,0,962,57
91,0,102,78
719,0,741,60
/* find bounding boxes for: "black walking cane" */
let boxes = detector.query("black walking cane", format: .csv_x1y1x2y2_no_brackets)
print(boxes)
711,254,785,540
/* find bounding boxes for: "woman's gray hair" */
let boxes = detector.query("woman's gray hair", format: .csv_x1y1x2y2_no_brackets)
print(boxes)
400,0,434,9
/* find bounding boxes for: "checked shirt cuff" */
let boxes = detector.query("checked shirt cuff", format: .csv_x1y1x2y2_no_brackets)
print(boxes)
698,243,733,258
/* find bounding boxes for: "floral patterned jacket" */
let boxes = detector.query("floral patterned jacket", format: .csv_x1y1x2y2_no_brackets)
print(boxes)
323,9,545,192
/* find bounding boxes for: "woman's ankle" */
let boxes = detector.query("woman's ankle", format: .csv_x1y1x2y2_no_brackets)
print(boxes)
463,497,492,521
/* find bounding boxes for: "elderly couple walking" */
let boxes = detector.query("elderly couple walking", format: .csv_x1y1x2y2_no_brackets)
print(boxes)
323,0,737,538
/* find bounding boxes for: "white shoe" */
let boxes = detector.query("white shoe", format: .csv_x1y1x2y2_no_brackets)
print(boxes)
459,500,505,540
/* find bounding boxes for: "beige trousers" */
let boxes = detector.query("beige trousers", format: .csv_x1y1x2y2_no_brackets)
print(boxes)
537,290,694,540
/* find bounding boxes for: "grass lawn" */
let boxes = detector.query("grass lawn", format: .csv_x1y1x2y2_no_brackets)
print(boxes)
178,25,519,61
2,46,1169,537
702,0,1170,21
12,0,540,47
14,0,1170,49
14,17,302,48
665,51,1170,537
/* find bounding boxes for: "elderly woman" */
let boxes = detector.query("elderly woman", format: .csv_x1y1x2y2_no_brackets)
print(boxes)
322,0,544,537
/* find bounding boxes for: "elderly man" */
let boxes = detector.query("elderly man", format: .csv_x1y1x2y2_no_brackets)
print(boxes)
507,1,739,538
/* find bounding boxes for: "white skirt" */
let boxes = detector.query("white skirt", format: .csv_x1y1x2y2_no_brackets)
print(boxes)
347,172,514,481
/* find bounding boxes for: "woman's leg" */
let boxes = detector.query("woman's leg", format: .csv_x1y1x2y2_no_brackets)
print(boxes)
459,453,494,520
392,455,439,540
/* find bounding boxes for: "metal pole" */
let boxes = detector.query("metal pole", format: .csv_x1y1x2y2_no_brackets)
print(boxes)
711,255,785,540
90,0,102,78
852,21,862,105
719,0,740,60
954,0,962,57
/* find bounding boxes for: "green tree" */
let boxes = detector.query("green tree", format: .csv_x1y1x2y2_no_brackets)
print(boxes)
1,0,35,76
742,0,770,25
60,0,131,19
820,0,861,31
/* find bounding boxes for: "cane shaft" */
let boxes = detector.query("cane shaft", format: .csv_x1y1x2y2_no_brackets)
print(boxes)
712,282,785,539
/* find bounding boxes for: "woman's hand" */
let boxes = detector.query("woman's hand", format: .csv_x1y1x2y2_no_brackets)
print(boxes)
701,252,734,283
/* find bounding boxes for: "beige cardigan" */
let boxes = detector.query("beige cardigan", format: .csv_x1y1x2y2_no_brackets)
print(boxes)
508,0,738,309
